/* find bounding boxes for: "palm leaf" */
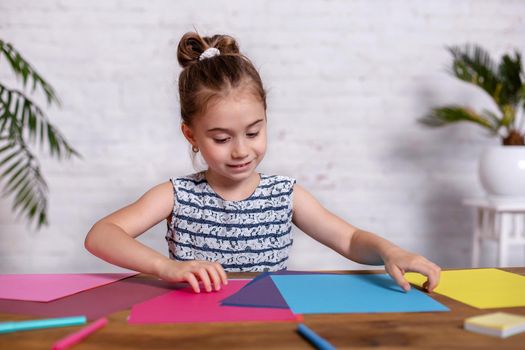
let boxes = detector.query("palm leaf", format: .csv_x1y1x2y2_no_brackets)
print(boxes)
447,45,503,105
0,137,48,227
519,85,525,101
0,40,60,106
423,44,525,144
419,106,498,132
0,84,79,159
498,51,523,106
0,40,80,228
481,109,504,136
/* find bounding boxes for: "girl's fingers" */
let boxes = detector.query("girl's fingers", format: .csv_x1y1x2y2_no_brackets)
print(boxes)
424,264,441,292
408,261,441,292
387,265,411,292
184,272,201,293
422,280,430,291
215,263,228,285
195,267,213,292
177,261,229,293
205,264,222,291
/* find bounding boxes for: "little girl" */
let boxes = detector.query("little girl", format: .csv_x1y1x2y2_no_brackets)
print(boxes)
85,32,441,294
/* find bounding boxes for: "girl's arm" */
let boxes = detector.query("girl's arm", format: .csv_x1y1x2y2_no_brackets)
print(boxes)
292,184,440,292
84,182,227,293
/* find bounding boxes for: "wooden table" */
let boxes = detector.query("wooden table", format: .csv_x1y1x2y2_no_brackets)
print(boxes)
1,268,524,349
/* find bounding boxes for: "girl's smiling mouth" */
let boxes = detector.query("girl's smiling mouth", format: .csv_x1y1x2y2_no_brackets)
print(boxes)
227,161,252,169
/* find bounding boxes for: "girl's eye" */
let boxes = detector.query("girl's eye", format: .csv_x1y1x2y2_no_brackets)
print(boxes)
247,132,259,138
213,138,229,144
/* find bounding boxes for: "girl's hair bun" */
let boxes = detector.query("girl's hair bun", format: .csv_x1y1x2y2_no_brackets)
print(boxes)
176,31,266,124
177,32,240,68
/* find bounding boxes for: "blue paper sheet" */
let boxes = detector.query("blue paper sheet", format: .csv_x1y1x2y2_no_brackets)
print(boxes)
271,274,449,314
221,270,327,308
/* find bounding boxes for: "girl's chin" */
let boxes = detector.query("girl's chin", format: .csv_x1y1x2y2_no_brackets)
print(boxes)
221,166,258,180
207,160,261,180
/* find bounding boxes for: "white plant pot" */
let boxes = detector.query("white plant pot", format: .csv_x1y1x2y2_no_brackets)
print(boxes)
479,146,525,200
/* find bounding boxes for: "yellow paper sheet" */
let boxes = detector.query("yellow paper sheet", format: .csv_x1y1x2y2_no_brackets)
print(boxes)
405,268,525,309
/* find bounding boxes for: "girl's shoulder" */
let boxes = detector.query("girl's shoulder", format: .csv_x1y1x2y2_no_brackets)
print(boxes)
260,173,295,182
171,171,205,181
170,172,207,189
259,173,296,192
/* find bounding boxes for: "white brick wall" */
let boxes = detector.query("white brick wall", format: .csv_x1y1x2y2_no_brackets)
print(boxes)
0,0,524,273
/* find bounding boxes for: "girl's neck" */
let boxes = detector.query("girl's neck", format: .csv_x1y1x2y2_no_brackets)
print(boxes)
204,170,261,201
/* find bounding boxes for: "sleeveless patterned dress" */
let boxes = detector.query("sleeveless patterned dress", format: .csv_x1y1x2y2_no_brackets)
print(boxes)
166,172,296,272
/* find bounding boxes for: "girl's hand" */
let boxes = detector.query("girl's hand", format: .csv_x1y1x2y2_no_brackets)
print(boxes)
382,247,441,293
156,259,228,293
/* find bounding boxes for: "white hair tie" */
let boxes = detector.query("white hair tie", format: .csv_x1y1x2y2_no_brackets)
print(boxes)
199,47,220,61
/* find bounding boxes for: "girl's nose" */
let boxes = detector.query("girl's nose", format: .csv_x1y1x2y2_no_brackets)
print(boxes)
231,140,248,159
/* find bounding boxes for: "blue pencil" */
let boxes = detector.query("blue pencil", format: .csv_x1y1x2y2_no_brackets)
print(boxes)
297,323,336,350
0,316,87,334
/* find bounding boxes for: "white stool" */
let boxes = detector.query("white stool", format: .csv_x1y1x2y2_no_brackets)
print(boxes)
463,198,525,267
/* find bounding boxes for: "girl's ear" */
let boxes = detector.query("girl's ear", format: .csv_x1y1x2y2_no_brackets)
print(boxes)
181,123,197,147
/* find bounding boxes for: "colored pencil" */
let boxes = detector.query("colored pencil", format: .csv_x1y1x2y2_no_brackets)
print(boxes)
297,323,336,350
0,316,87,334
52,317,108,350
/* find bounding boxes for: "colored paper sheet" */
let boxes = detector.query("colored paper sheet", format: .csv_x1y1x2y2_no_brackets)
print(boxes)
0,276,181,320
221,272,288,308
405,268,525,309
221,270,328,308
128,279,297,324
271,274,449,314
0,273,138,302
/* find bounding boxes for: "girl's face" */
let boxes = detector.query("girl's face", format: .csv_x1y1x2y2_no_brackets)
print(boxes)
182,88,267,183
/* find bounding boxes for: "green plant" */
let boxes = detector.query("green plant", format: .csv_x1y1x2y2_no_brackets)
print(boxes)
0,40,79,228
420,44,525,145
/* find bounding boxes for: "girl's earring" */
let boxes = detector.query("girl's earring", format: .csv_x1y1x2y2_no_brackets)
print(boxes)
192,145,199,153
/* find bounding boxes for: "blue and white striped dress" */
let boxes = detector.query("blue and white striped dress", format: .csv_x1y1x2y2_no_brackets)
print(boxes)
166,172,296,272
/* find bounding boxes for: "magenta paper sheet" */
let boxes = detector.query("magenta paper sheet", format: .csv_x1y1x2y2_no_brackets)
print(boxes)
0,273,138,302
128,279,297,324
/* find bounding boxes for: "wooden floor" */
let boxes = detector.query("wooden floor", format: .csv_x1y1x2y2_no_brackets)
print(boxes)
1,268,524,349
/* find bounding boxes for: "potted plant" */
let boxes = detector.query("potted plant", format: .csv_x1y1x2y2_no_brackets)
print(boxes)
0,40,79,228
420,44,525,199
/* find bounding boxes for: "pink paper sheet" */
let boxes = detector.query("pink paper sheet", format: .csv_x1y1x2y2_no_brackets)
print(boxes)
0,273,138,302
0,276,181,320
128,279,298,324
